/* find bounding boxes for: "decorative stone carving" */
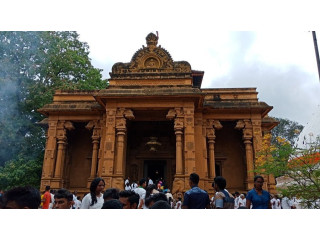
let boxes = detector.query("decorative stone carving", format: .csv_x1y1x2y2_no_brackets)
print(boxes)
110,33,192,79
172,178,185,195
174,118,184,131
235,120,245,130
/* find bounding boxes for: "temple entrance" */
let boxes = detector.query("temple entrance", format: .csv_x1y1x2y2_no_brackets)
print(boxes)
125,116,175,190
144,160,166,183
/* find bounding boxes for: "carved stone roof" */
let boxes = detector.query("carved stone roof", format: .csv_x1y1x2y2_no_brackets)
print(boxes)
109,33,192,80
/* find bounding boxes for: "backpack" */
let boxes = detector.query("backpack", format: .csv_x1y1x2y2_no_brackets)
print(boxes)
221,190,235,209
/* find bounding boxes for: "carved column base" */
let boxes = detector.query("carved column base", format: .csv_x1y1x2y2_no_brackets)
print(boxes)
111,176,124,190
50,178,65,189
172,176,185,195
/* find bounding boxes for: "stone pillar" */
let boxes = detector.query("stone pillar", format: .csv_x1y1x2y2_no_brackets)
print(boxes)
86,120,101,183
54,135,66,178
235,119,254,190
41,119,58,190
115,124,126,175
206,120,223,180
175,118,184,175
52,121,74,188
91,136,100,177
112,108,134,189
100,108,117,189
167,108,185,194
183,107,196,179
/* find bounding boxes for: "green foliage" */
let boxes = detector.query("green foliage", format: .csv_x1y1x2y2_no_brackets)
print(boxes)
255,135,320,209
270,117,304,146
0,153,43,191
0,31,107,189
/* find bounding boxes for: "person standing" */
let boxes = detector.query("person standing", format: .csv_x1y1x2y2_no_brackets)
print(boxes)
270,195,278,209
131,180,138,191
275,195,281,209
125,180,132,191
81,177,105,209
133,178,147,209
49,189,55,209
42,185,51,209
125,177,130,187
211,176,234,209
238,194,246,208
182,173,210,209
175,197,182,209
234,192,240,209
75,196,82,209
246,175,271,209
148,177,153,186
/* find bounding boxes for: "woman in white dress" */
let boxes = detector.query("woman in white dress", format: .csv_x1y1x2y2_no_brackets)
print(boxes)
80,177,105,209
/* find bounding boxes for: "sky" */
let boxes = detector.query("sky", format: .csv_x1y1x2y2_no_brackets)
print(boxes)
2,1,320,127
77,30,320,126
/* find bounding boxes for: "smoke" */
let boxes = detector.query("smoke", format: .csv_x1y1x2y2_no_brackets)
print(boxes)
0,79,20,165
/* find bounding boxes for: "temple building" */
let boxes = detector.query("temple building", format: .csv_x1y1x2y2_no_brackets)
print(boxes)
38,33,278,196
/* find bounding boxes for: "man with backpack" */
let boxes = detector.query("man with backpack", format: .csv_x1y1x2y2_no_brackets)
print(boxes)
212,176,235,209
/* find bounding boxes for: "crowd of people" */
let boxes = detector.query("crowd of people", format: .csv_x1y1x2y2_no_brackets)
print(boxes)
0,173,301,209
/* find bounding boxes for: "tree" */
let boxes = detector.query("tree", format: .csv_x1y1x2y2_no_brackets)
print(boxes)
255,134,320,209
270,117,304,147
0,31,107,190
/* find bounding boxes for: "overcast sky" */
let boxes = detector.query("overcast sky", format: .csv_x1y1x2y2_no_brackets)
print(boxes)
77,30,320,126
3,1,320,127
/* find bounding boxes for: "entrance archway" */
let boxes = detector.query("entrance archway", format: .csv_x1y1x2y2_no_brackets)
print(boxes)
125,119,175,189
144,160,166,183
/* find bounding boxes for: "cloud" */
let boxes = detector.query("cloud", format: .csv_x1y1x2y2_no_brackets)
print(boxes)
81,30,320,126
208,57,320,126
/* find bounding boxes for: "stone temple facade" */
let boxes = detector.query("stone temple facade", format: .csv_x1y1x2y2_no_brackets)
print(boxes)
38,33,278,197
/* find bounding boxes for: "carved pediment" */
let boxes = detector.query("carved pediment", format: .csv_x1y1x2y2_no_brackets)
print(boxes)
110,32,192,79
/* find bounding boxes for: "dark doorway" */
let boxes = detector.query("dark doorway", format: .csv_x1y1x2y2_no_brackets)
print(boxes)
144,160,166,183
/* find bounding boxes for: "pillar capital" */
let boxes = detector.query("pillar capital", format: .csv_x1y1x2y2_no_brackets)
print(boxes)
116,108,135,120
235,119,253,140
166,108,184,120
174,117,184,132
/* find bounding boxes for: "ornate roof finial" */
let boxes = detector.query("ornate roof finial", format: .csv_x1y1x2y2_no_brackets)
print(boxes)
146,32,158,48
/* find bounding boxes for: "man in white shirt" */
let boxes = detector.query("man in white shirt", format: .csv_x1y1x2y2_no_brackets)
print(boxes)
134,178,147,209
148,177,153,186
